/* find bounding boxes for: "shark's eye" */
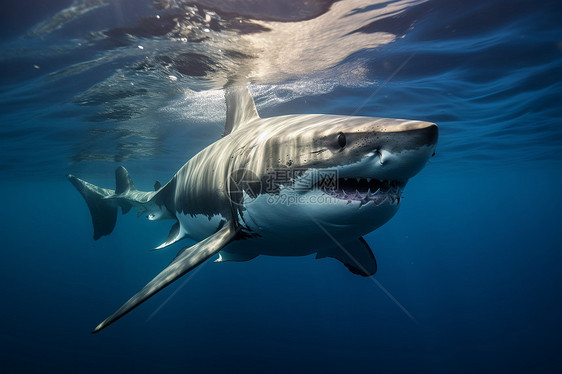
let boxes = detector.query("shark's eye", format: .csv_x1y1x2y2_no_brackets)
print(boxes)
337,132,347,148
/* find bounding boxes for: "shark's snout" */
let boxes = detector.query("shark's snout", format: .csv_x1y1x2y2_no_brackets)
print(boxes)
382,121,438,152
381,123,437,180
352,121,439,182
419,122,438,148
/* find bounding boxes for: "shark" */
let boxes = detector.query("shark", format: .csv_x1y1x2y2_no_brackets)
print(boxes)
68,85,438,333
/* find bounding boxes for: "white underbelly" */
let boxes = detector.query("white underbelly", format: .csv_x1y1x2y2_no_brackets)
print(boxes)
237,189,398,256
176,188,398,258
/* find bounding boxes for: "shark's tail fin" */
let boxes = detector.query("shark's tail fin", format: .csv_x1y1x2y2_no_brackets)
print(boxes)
67,166,161,240
67,172,118,240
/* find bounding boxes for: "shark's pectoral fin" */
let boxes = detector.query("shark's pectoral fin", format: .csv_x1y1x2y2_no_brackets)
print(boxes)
215,250,258,263
316,237,377,277
93,222,239,333
153,221,185,250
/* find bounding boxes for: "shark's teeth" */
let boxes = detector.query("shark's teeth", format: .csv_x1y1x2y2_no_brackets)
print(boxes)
321,177,404,206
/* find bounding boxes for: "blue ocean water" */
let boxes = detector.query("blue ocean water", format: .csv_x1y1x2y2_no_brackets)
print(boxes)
1,0,561,373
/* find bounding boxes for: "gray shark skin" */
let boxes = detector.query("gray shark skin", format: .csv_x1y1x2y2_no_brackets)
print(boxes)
68,86,438,333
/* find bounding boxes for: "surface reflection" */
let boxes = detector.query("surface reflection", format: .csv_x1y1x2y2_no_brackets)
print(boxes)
4,0,427,168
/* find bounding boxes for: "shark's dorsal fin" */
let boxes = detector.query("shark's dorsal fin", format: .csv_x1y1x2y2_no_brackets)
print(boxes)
223,85,260,136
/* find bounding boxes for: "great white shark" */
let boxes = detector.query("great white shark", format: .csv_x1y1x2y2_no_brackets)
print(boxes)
68,86,438,333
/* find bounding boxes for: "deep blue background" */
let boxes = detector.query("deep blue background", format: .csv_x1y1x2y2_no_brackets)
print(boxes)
2,164,561,373
1,0,562,373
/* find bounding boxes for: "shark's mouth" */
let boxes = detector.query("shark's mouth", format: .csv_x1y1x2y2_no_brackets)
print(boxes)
320,178,404,206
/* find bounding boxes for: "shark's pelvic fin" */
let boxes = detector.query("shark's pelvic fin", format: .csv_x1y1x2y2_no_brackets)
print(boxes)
92,222,240,333
316,237,377,276
215,249,258,263
153,221,185,250
223,85,260,136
